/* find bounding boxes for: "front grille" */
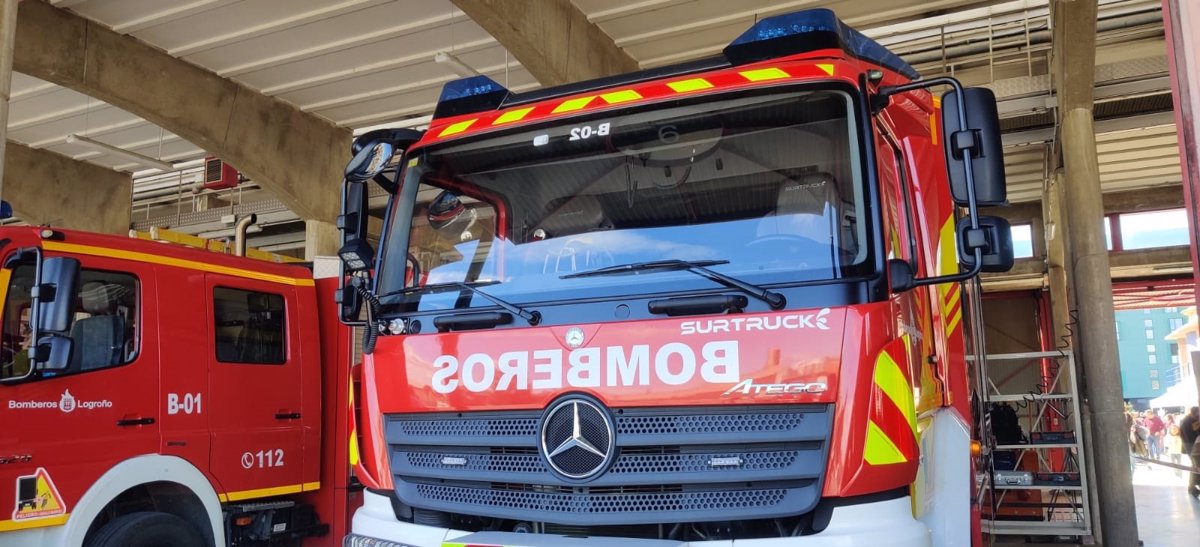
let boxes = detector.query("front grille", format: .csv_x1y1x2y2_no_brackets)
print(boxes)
386,405,831,526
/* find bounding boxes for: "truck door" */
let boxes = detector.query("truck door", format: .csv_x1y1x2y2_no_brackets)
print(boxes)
0,257,156,530
206,275,304,500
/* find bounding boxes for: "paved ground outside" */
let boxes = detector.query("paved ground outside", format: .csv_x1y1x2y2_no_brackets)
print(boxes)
1132,458,1200,547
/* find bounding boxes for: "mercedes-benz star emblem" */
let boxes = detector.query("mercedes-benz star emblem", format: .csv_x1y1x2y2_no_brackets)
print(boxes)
564,327,585,349
540,398,615,480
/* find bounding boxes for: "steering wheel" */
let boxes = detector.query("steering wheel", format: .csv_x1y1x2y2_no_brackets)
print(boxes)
546,236,615,275
745,235,827,269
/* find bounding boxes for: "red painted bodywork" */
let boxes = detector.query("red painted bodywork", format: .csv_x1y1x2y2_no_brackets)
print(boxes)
0,228,356,546
357,45,975,529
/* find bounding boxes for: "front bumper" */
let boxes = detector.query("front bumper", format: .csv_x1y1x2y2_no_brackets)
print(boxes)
345,491,931,547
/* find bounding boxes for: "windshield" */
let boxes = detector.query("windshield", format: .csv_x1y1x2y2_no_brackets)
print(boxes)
378,88,869,312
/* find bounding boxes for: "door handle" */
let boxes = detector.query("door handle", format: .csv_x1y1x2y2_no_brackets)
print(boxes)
274,412,301,420
116,417,155,427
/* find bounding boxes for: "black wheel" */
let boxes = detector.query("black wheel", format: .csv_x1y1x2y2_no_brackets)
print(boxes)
85,511,206,547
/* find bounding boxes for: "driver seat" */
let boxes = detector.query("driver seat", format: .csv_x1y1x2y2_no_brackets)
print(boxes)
757,172,840,244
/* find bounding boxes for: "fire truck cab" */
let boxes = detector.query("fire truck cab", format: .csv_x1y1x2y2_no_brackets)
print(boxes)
338,8,1012,547
0,228,356,547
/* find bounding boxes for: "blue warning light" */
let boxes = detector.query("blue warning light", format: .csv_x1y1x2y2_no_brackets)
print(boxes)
725,8,920,80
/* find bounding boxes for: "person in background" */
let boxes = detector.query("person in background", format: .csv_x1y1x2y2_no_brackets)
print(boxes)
1167,413,1184,477
1181,406,1200,499
1145,409,1166,460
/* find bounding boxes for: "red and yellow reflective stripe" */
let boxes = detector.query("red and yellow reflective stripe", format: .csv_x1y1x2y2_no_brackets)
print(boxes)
935,217,962,337
864,337,918,466
429,63,842,142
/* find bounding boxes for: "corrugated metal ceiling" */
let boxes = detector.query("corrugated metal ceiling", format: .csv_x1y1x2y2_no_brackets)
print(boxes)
4,0,1182,207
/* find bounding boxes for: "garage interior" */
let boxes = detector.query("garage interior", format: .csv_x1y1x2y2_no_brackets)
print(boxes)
0,1,1197,546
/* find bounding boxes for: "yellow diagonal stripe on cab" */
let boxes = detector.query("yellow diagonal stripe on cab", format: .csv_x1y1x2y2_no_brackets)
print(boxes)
739,67,790,81
553,96,596,113
667,78,713,92
816,63,835,76
493,106,535,125
875,349,917,434
864,421,907,465
438,118,476,137
601,89,642,104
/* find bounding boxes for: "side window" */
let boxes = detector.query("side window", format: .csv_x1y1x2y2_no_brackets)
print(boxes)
214,287,286,365
1,266,139,380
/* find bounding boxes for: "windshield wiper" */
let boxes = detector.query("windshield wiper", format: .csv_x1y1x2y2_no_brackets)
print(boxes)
561,259,786,310
389,281,541,326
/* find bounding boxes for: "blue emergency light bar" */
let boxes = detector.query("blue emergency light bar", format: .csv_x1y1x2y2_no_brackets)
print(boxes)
431,8,918,120
724,9,920,80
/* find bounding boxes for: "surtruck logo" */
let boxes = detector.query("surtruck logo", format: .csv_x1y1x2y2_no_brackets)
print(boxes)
679,307,831,335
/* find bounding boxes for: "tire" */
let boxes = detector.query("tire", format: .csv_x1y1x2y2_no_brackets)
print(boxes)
85,511,207,547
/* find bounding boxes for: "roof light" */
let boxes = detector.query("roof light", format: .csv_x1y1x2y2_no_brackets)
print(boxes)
723,8,919,80
433,75,510,119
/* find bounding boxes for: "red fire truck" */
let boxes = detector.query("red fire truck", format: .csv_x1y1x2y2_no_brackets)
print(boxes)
0,228,358,546
337,8,1012,547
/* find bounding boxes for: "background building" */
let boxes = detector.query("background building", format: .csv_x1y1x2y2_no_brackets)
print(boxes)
1117,307,1184,402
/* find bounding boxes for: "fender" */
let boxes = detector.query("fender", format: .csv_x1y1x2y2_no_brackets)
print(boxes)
913,406,972,547
59,455,224,547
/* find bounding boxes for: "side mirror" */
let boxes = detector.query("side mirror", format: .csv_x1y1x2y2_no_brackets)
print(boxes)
957,216,1014,273
345,141,396,183
32,335,72,372
36,257,79,333
941,87,1006,206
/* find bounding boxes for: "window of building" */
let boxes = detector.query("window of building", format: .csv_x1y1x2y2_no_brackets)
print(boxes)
1172,354,1180,364
1148,354,1157,364
214,287,287,365
1147,344,1156,353
1151,380,1161,390
1170,317,1184,330
1167,307,1179,313
1144,319,1154,328
1118,208,1190,250
1150,369,1159,378
1,265,140,380
1011,224,1034,258
1146,329,1155,339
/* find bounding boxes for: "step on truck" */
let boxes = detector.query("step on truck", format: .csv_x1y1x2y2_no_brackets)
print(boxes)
0,227,359,547
337,8,1014,547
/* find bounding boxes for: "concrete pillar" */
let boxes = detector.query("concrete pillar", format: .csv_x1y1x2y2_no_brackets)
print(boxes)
0,0,17,196
3,141,131,234
304,220,340,261
1053,1,1139,545
13,0,349,223
450,0,638,86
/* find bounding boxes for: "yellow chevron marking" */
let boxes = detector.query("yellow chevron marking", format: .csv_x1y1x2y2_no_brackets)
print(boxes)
667,78,714,92
739,67,790,81
600,89,642,104
553,96,596,113
493,107,535,125
864,421,907,465
437,118,477,137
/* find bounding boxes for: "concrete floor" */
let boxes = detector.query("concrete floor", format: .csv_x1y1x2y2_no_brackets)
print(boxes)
1131,461,1200,547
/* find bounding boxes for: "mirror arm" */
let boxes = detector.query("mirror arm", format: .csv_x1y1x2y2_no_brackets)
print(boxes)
878,76,987,287
2,248,45,383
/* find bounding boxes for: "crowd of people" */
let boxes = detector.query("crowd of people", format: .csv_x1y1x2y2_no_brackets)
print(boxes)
1129,406,1200,498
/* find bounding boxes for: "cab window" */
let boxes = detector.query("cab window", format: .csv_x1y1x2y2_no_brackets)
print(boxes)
1,265,140,380
213,287,286,365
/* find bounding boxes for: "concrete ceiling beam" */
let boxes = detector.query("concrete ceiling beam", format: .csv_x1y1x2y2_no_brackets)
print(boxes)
3,140,131,234
12,0,349,222
450,0,639,86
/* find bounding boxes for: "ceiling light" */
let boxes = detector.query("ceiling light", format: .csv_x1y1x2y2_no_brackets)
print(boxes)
66,134,174,171
435,51,480,77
